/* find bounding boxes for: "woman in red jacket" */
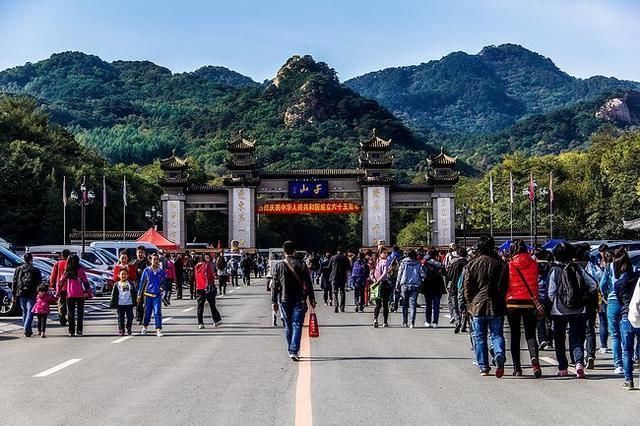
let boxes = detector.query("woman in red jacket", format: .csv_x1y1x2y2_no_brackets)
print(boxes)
195,255,222,329
505,239,542,378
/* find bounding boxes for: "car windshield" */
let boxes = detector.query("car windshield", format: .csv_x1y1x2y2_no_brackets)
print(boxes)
0,247,23,268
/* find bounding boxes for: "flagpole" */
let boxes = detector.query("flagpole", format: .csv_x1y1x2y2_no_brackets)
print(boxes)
549,171,554,240
102,175,106,241
63,175,67,245
489,172,494,237
509,172,514,241
123,176,127,241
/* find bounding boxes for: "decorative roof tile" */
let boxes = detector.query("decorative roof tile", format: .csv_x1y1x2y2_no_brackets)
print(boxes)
228,130,256,152
428,147,457,167
160,150,188,170
360,128,392,151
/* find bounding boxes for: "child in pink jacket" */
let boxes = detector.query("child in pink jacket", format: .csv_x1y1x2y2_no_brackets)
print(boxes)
31,283,58,338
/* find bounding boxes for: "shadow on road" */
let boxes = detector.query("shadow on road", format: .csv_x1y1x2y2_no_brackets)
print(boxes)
301,355,473,362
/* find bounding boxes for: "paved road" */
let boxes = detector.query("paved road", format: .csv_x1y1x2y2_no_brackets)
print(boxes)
1,278,637,425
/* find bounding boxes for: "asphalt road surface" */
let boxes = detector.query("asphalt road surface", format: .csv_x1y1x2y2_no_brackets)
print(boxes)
1,278,637,425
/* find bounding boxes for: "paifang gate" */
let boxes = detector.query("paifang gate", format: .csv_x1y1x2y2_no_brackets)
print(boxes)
159,130,459,249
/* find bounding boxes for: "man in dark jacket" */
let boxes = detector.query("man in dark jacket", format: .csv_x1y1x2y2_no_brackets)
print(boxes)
240,254,252,286
131,246,148,324
447,247,468,333
271,241,316,361
12,253,42,337
463,236,507,378
329,248,350,313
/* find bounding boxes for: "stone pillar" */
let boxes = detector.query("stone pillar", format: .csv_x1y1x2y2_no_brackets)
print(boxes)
432,194,455,247
362,186,390,247
228,187,256,248
161,194,186,248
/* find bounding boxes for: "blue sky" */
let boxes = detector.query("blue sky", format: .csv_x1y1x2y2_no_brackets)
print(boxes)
0,0,638,82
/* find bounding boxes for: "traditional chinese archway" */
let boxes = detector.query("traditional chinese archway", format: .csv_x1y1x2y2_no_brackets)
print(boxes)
160,130,458,248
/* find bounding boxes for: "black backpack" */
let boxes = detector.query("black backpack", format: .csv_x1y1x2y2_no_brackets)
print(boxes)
556,262,591,309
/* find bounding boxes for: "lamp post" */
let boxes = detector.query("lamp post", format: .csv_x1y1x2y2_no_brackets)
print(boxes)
456,205,472,248
145,205,162,230
70,177,95,255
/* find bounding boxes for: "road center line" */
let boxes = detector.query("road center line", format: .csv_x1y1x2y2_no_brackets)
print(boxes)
182,307,195,312
295,313,313,426
163,317,174,323
539,356,576,374
112,336,132,344
34,359,82,378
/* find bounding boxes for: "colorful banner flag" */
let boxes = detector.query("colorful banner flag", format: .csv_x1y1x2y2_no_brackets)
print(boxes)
123,176,128,207
528,173,535,202
62,175,67,207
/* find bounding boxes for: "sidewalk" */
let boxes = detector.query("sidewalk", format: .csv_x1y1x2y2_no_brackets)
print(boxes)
0,318,22,335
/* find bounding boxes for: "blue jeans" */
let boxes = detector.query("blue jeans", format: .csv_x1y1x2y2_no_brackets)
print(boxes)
472,316,506,372
401,286,419,325
552,314,586,370
607,298,623,368
425,294,442,325
280,300,307,355
19,296,36,335
621,318,640,383
598,309,608,348
143,295,163,329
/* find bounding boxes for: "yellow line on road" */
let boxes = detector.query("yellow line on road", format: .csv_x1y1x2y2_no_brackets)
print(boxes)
295,312,313,426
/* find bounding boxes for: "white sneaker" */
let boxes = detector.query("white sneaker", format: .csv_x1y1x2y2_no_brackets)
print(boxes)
140,327,148,336
214,320,223,327
156,329,164,337
424,322,431,328
614,366,624,375
432,323,438,328
198,324,205,329
598,347,608,354
409,324,414,329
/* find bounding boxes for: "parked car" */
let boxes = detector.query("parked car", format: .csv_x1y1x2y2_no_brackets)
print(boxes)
0,275,11,315
90,241,158,260
27,245,115,271
0,246,49,316
589,241,640,259
0,237,13,251
33,257,108,295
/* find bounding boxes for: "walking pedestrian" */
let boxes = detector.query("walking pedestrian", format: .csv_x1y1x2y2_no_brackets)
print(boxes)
174,253,185,299
447,247,468,332
372,248,391,328
109,268,137,336
271,241,316,361
534,248,554,350
195,255,222,329
504,239,542,378
12,252,42,337
387,245,402,312
320,252,333,306
240,254,252,286
57,254,92,337
397,249,425,328
217,254,229,295
31,283,57,338
138,253,166,337
50,249,70,326
229,256,240,287
612,248,640,390
463,236,507,378
350,251,369,312
159,250,175,307
421,248,447,328
329,247,349,313
113,252,137,282
131,246,149,324
548,242,597,378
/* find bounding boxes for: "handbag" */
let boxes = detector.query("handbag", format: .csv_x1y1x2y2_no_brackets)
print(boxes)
512,265,546,320
283,259,319,338
369,280,381,302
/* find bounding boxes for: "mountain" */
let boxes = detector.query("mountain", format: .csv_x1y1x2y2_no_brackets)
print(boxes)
345,44,640,134
0,52,431,178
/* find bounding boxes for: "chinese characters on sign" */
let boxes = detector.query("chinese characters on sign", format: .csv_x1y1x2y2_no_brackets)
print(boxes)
232,188,253,247
288,181,329,199
257,201,361,214
367,186,387,245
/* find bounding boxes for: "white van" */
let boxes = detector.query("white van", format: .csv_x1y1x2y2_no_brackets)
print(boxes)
90,241,158,260
27,245,115,271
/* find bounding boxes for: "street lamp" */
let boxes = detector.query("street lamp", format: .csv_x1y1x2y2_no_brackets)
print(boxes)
456,205,472,248
145,205,162,229
522,182,548,247
69,177,95,255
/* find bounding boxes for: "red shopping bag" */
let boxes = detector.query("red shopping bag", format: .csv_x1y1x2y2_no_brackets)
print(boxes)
308,306,319,338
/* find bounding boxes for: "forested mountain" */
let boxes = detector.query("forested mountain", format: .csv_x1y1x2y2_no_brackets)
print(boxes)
0,52,432,178
345,44,640,134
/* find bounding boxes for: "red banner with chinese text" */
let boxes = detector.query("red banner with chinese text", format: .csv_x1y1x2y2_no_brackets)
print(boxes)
257,201,362,215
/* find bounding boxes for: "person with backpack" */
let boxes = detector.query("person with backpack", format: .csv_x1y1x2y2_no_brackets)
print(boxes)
396,249,425,328
50,248,70,326
109,267,138,336
350,251,369,312
504,240,542,378
612,248,640,390
387,245,402,312
447,247,468,333
463,236,507,378
195,255,222,329
548,242,597,378
421,247,446,328
371,247,392,328
329,248,350,313
12,253,43,337
138,253,167,337
57,254,92,337
534,248,554,351
575,243,599,369
271,241,316,361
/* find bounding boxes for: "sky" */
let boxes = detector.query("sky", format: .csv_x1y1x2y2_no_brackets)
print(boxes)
0,0,638,82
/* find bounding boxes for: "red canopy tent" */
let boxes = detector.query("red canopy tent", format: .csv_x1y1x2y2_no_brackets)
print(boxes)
136,227,180,251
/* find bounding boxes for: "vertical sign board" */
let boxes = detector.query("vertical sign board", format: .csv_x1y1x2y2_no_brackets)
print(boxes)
366,186,387,245
166,200,182,247
231,187,254,247
437,197,453,246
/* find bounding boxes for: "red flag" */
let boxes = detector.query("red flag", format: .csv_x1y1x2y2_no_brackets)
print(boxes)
528,174,535,202
217,240,222,249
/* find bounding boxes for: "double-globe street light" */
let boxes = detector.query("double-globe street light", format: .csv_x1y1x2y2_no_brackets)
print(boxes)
145,205,162,229
456,205,472,248
69,177,95,255
521,181,548,247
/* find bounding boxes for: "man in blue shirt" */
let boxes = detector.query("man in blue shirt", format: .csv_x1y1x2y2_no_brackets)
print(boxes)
138,253,166,337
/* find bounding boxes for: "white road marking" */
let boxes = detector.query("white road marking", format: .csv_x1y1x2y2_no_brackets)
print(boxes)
34,359,82,378
112,336,133,344
163,317,174,323
443,314,451,319
182,307,195,312
540,356,576,374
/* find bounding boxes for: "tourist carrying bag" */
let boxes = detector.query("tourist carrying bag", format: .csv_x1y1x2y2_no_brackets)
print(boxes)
628,277,640,328
284,259,319,338
513,265,546,320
